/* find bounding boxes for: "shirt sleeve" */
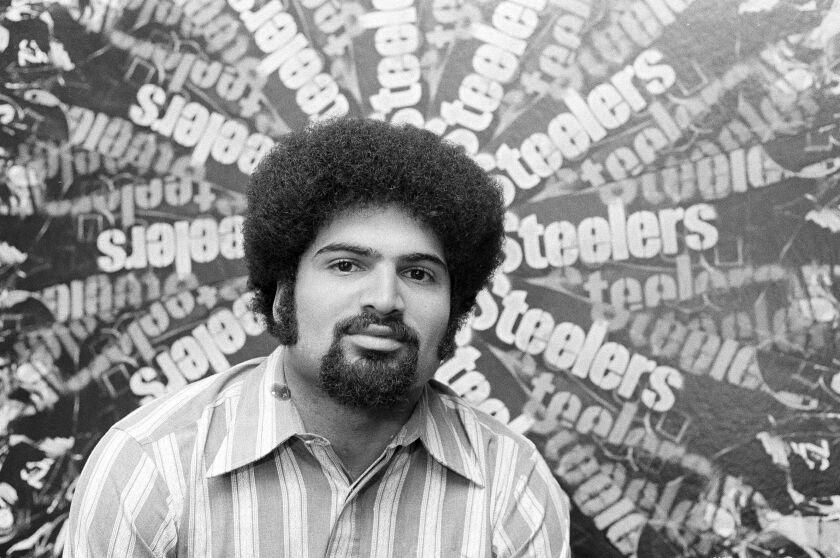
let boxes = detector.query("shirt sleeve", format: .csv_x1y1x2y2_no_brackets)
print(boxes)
63,428,177,558
492,449,571,558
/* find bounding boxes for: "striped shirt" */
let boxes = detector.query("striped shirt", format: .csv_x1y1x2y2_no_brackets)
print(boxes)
64,346,570,557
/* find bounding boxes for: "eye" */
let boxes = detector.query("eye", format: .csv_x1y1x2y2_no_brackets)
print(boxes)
330,260,360,273
404,268,434,283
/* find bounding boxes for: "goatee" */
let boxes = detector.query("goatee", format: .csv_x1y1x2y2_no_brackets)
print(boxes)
318,312,420,409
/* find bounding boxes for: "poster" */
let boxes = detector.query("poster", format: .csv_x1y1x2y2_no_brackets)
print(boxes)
2,0,840,556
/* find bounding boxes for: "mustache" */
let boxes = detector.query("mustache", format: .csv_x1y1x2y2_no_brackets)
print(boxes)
335,313,419,345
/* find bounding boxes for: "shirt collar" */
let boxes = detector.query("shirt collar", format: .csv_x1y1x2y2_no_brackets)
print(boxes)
206,346,304,477
206,347,484,487
391,380,484,486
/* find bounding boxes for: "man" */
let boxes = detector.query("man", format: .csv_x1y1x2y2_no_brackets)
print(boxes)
65,119,570,557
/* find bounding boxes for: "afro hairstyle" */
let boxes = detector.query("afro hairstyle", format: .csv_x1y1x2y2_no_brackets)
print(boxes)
244,117,505,360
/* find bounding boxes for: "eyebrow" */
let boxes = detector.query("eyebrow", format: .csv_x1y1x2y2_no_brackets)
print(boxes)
314,243,448,271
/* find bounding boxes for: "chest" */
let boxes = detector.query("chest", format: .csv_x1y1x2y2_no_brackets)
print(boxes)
179,444,494,557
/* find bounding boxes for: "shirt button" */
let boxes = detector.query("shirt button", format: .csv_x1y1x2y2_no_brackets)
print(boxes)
271,383,291,400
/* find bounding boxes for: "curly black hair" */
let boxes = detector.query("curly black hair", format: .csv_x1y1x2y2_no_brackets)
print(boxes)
244,118,505,360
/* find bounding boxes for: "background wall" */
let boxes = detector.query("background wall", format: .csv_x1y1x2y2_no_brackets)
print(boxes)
2,0,840,556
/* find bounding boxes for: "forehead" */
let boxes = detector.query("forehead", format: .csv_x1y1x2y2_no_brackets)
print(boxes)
307,205,445,259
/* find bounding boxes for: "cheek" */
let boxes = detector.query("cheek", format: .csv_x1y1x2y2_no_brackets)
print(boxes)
416,298,451,343
293,287,335,340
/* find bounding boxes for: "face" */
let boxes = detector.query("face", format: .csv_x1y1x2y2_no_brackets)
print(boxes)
278,205,451,409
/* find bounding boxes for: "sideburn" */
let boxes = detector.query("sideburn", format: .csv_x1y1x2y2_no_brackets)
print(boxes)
438,318,458,361
271,281,299,344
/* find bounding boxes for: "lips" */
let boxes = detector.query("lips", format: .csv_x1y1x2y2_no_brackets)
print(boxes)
344,323,406,341
337,313,419,352
342,315,417,353
345,333,405,352
344,325,403,352
356,324,399,338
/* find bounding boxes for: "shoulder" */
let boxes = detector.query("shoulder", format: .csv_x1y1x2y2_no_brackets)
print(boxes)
426,381,569,524
110,356,267,446
427,379,541,462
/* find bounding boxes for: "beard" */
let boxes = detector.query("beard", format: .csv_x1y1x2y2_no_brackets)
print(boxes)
318,312,421,409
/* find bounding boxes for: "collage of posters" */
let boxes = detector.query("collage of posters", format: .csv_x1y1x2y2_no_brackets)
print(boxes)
2,0,840,556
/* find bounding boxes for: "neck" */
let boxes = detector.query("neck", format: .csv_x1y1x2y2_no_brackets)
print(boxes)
282,349,422,481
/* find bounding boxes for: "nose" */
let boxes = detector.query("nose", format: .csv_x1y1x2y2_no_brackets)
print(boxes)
359,265,405,315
